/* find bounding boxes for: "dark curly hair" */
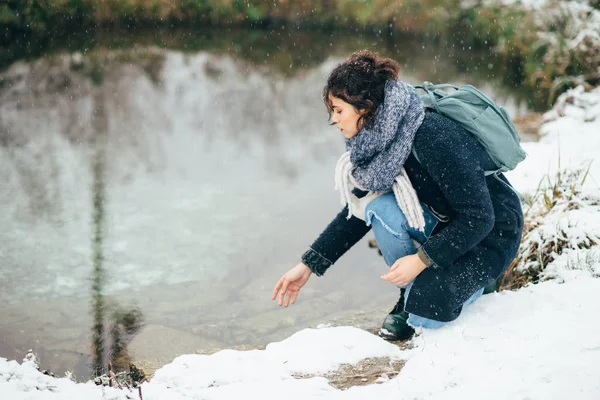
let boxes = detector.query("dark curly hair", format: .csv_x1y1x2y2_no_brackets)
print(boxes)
323,50,400,131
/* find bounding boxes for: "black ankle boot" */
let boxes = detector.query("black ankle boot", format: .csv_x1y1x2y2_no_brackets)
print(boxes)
378,289,415,341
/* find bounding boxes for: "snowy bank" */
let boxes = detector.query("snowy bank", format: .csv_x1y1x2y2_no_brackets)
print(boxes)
2,277,600,399
503,85,600,288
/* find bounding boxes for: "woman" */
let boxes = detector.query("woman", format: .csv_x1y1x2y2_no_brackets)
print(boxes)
271,50,524,340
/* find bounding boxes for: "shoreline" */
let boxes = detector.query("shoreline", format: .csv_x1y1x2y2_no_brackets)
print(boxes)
4,1,598,109
0,1,555,108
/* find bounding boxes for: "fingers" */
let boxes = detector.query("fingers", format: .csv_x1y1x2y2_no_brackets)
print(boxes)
381,262,400,280
272,271,302,307
284,290,292,307
272,278,284,300
384,274,411,286
392,277,409,286
290,290,299,305
387,260,401,273
278,279,290,306
283,289,300,307
273,278,301,307
382,273,400,285
381,267,409,286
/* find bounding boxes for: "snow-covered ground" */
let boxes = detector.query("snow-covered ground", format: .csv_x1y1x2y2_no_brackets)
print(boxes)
2,278,600,399
2,85,600,399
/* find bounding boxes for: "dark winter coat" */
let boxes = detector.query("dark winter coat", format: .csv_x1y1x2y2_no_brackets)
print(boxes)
301,111,524,322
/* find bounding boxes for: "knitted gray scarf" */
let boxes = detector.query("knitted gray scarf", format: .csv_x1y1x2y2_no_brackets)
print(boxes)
335,80,426,230
346,80,425,191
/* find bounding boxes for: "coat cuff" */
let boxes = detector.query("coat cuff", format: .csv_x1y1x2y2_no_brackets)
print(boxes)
301,248,332,276
417,247,434,268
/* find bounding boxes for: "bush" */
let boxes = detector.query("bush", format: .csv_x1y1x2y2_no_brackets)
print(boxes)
525,1,600,106
500,165,599,290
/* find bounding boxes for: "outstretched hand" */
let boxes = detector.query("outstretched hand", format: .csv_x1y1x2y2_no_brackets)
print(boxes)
272,262,312,307
381,254,428,287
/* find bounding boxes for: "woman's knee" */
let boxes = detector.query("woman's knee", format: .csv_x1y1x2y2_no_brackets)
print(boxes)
365,193,411,239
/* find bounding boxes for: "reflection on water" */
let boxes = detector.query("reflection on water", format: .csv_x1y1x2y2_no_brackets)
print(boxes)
90,90,108,377
89,88,145,377
0,28,534,379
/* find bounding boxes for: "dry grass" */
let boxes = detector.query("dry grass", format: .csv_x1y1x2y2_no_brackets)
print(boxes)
499,165,598,290
293,356,406,390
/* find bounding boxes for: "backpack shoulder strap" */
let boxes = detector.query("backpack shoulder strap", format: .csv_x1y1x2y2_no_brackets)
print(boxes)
489,169,524,200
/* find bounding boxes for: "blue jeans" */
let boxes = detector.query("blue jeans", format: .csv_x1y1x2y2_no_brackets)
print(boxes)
365,193,484,329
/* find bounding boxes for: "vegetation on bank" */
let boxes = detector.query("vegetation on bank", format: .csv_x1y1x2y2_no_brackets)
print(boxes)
1,1,526,44
1,1,597,108
1,0,599,106
499,166,599,290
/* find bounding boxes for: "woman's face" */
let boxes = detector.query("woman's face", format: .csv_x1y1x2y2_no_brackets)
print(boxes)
329,95,364,139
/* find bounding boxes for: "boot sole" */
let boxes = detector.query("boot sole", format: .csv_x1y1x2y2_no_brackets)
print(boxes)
378,328,414,342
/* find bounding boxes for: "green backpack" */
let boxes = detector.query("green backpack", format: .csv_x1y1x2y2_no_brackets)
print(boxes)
414,82,527,175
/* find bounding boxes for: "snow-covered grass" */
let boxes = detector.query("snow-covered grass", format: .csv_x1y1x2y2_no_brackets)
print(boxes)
474,0,600,108
2,86,600,399
503,85,600,290
501,165,600,288
528,1,600,103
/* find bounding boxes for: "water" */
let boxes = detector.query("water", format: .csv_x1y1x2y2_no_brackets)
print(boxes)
0,26,534,379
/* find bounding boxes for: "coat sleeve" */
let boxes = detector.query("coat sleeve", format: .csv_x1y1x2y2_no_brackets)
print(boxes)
301,189,372,276
416,127,495,268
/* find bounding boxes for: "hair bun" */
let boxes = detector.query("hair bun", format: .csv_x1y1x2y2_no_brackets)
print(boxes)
348,50,398,81
349,52,375,74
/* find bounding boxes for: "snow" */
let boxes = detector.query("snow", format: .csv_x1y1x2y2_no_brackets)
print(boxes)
542,248,600,281
3,65,600,400
147,327,406,399
368,278,600,399
505,85,600,195
2,277,600,399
